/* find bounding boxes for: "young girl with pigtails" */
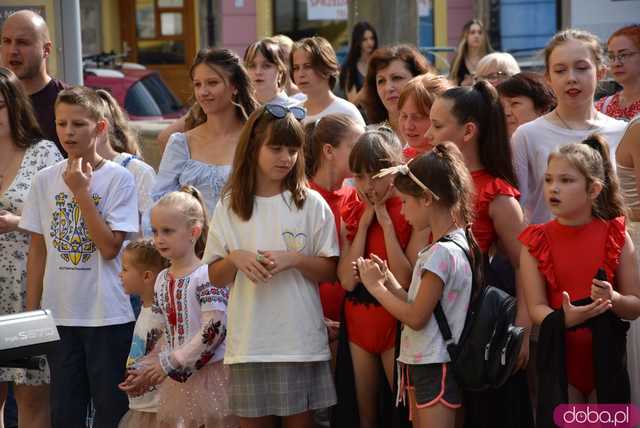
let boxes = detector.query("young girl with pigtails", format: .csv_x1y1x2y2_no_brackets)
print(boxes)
356,143,480,428
520,135,640,422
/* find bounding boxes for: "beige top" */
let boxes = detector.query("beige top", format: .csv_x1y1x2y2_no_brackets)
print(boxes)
617,116,640,209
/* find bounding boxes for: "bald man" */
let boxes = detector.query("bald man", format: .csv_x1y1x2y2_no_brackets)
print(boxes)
1,10,67,156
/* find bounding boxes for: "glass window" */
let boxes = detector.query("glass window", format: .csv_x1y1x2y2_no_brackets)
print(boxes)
272,0,347,48
136,0,155,38
141,74,183,114
137,40,185,64
124,81,163,117
158,0,184,6
161,12,183,36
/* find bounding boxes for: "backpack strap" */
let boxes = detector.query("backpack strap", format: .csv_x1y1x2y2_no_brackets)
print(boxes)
433,234,474,348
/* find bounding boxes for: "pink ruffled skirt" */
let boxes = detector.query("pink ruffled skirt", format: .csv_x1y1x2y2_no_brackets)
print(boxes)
158,360,238,428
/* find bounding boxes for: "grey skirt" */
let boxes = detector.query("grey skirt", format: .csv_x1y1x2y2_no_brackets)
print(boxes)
228,361,336,418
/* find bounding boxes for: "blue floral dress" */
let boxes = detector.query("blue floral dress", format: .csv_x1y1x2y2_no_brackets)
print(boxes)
151,132,232,216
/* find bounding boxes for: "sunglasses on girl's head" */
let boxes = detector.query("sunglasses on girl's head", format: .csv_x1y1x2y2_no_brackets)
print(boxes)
264,104,306,121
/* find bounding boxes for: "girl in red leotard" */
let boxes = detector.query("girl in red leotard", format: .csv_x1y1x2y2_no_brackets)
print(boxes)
337,129,427,428
520,134,640,403
304,113,364,360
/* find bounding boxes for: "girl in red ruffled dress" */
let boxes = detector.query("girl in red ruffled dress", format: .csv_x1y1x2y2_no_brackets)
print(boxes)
336,129,427,427
520,135,640,404
427,81,533,427
304,114,364,360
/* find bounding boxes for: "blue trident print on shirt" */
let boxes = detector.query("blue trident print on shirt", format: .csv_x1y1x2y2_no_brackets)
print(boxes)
50,192,101,265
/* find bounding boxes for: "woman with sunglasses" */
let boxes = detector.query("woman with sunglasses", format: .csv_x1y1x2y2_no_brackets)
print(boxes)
204,104,339,428
291,37,365,127
152,48,259,215
596,24,640,121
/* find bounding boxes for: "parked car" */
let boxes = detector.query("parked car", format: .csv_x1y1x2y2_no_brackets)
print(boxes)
84,67,186,121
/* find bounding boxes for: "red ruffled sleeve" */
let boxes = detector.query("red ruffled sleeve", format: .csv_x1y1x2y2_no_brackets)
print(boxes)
603,216,627,284
518,224,558,291
476,177,521,213
340,191,365,243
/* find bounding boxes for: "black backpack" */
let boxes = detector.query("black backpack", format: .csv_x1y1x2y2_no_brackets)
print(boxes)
433,235,524,391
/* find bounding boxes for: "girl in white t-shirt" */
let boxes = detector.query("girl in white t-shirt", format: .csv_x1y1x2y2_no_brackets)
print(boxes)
123,187,237,428
203,104,339,427
356,143,480,428
512,28,627,224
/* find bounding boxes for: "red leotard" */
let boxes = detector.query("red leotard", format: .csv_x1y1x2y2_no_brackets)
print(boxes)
309,181,356,321
518,217,626,396
341,194,412,354
403,145,432,162
471,170,521,253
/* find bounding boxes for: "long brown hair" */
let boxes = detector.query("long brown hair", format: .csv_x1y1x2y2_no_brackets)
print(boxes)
188,48,259,129
449,19,493,85
0,67,43,148
440,80,518,188
224,106,307,221
304,114,362,178
153,185,209,259
95,89,141,157
361,45,433,124
549,134,626,220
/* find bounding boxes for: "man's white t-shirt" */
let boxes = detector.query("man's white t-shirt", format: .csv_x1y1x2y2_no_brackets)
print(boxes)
202,190,339,364
512,113,626,224
302,97,366,127
19,160,139,326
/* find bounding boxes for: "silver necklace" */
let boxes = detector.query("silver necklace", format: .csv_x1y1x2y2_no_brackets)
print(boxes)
554,109,597,131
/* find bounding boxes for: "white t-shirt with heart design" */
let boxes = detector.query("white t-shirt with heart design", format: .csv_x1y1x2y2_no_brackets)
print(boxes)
203,190,339,364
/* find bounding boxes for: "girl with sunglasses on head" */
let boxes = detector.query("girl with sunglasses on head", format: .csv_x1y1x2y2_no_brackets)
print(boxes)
204,104,339,428
596,24,640,121
291,37,365,127
152,48,259,213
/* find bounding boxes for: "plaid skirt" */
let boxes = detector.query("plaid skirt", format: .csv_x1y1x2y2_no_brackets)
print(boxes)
229,361,336,418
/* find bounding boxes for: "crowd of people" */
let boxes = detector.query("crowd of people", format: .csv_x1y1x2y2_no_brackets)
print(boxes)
0,8,640,428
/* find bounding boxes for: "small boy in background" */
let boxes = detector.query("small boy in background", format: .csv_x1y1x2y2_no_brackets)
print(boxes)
117,239,169,428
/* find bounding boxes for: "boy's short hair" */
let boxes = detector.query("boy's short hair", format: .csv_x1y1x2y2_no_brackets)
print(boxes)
291,37,339,89
124,239,169,273
55,86,106,122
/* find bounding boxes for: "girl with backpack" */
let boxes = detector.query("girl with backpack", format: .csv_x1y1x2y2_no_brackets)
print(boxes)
427,80,532,427
520,135,640,414
356,143,480,428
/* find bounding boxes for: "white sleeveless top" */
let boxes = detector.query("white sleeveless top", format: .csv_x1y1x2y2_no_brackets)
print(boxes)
616,116,640,209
